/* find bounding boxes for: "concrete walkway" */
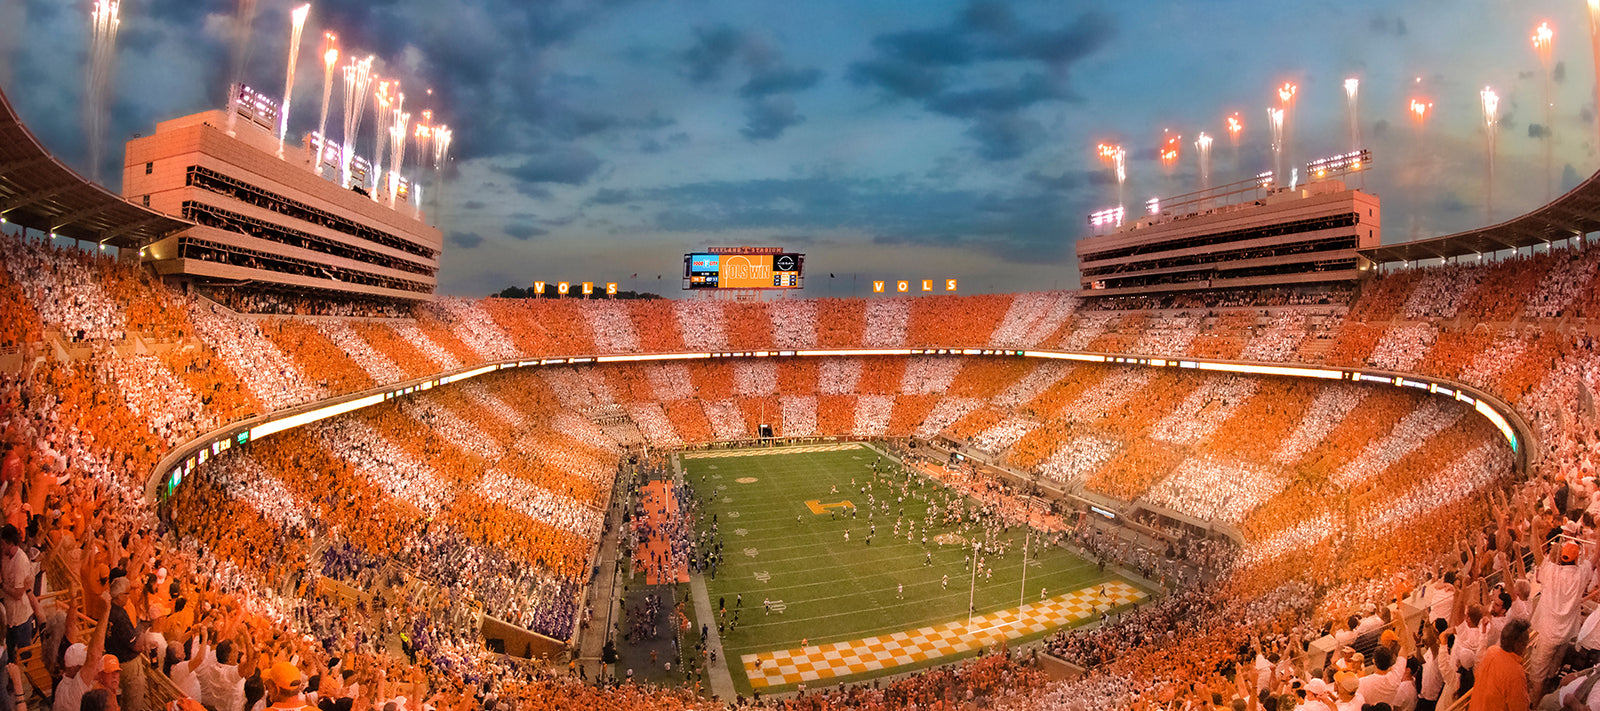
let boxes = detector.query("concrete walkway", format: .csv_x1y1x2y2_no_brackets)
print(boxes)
675,454,738,701
689,574,738,700
573,487,627,682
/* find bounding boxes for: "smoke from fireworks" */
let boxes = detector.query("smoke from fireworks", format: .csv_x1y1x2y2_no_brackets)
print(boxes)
1482,87,1499,223
1195,133,1213,191
340,55,374,189
1533,21,1554,200
1343,77,1360,152
277,4,311,159
372,82,395,201
313,33,337,176
86,1,121,181
225,0,261,138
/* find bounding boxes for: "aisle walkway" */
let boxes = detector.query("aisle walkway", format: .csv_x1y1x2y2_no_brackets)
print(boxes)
634,480,689,585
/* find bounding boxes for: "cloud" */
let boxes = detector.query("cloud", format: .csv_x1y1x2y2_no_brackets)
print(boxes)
1369,14,1407,37
742,96,805,141
504,147,603,186
1554,61,1567,84
678,24,823,141
682,25,745,84
740,66,824,98
633,175,1088,264
447,231,485,249
1529,124,1549,139
504,223,549,241
964,112,1044,161
848,2,1113,160
589,188,634,205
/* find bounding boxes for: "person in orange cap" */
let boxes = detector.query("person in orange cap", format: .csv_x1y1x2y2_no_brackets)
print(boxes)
267,662,306,711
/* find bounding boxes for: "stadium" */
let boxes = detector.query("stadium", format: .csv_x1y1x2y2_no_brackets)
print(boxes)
0,2,1597,711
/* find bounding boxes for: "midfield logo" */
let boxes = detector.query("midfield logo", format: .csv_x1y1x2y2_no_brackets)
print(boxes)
805,499,853,515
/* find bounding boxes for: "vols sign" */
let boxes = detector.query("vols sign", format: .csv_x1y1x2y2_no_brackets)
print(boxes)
534,281,546,295
582,282,594,295
606,283,618,295
558,282,570,295
867,278,958,294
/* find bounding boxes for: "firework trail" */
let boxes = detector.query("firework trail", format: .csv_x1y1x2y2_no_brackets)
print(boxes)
1343,78,1360,152
1195,133,1213,191
372,82,395,200
1226,112,1242,176
340,55,374,189
86,1,121,181
1482,88,1499,223
276,4,311,159
225,0,260,138
1268,107,1284,185
313,33,337,176
388,102,409,208
1533,21,1554,200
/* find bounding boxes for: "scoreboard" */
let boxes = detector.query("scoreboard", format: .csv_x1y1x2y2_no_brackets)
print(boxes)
684,247,804,290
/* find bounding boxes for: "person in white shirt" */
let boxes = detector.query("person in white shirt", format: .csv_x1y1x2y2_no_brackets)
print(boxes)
54,644,92,711
1556,665,1600,711
1485,590,1512,649
1420,626,1449,710
1455,603,1487,693
1357,647,1406,707
1532,540,1600,688
198,638,253,711
1428,572,1458,625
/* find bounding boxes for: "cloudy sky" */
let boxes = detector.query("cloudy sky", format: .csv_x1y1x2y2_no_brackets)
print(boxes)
2,0,1596,297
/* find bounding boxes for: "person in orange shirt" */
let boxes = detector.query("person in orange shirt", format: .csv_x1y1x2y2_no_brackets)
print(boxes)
1471,618,1531,711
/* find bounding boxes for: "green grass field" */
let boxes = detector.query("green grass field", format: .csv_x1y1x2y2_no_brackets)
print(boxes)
680,443,1144,695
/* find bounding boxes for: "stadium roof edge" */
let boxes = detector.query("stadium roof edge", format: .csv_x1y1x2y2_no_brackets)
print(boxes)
0,84,191,248
1359,165,1600,264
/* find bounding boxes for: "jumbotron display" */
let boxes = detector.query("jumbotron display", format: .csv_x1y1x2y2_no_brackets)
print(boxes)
683,246,805,289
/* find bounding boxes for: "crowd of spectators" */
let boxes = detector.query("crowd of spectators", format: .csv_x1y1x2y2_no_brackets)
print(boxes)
202,287,413,318
22,229,1600,711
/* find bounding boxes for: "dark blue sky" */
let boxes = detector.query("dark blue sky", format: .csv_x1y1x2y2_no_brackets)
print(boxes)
2,0,1594,296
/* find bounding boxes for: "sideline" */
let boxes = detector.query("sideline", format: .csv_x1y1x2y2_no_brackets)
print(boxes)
677,454,738,701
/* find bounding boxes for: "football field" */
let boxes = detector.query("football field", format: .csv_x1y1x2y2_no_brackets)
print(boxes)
679,443,1147,695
